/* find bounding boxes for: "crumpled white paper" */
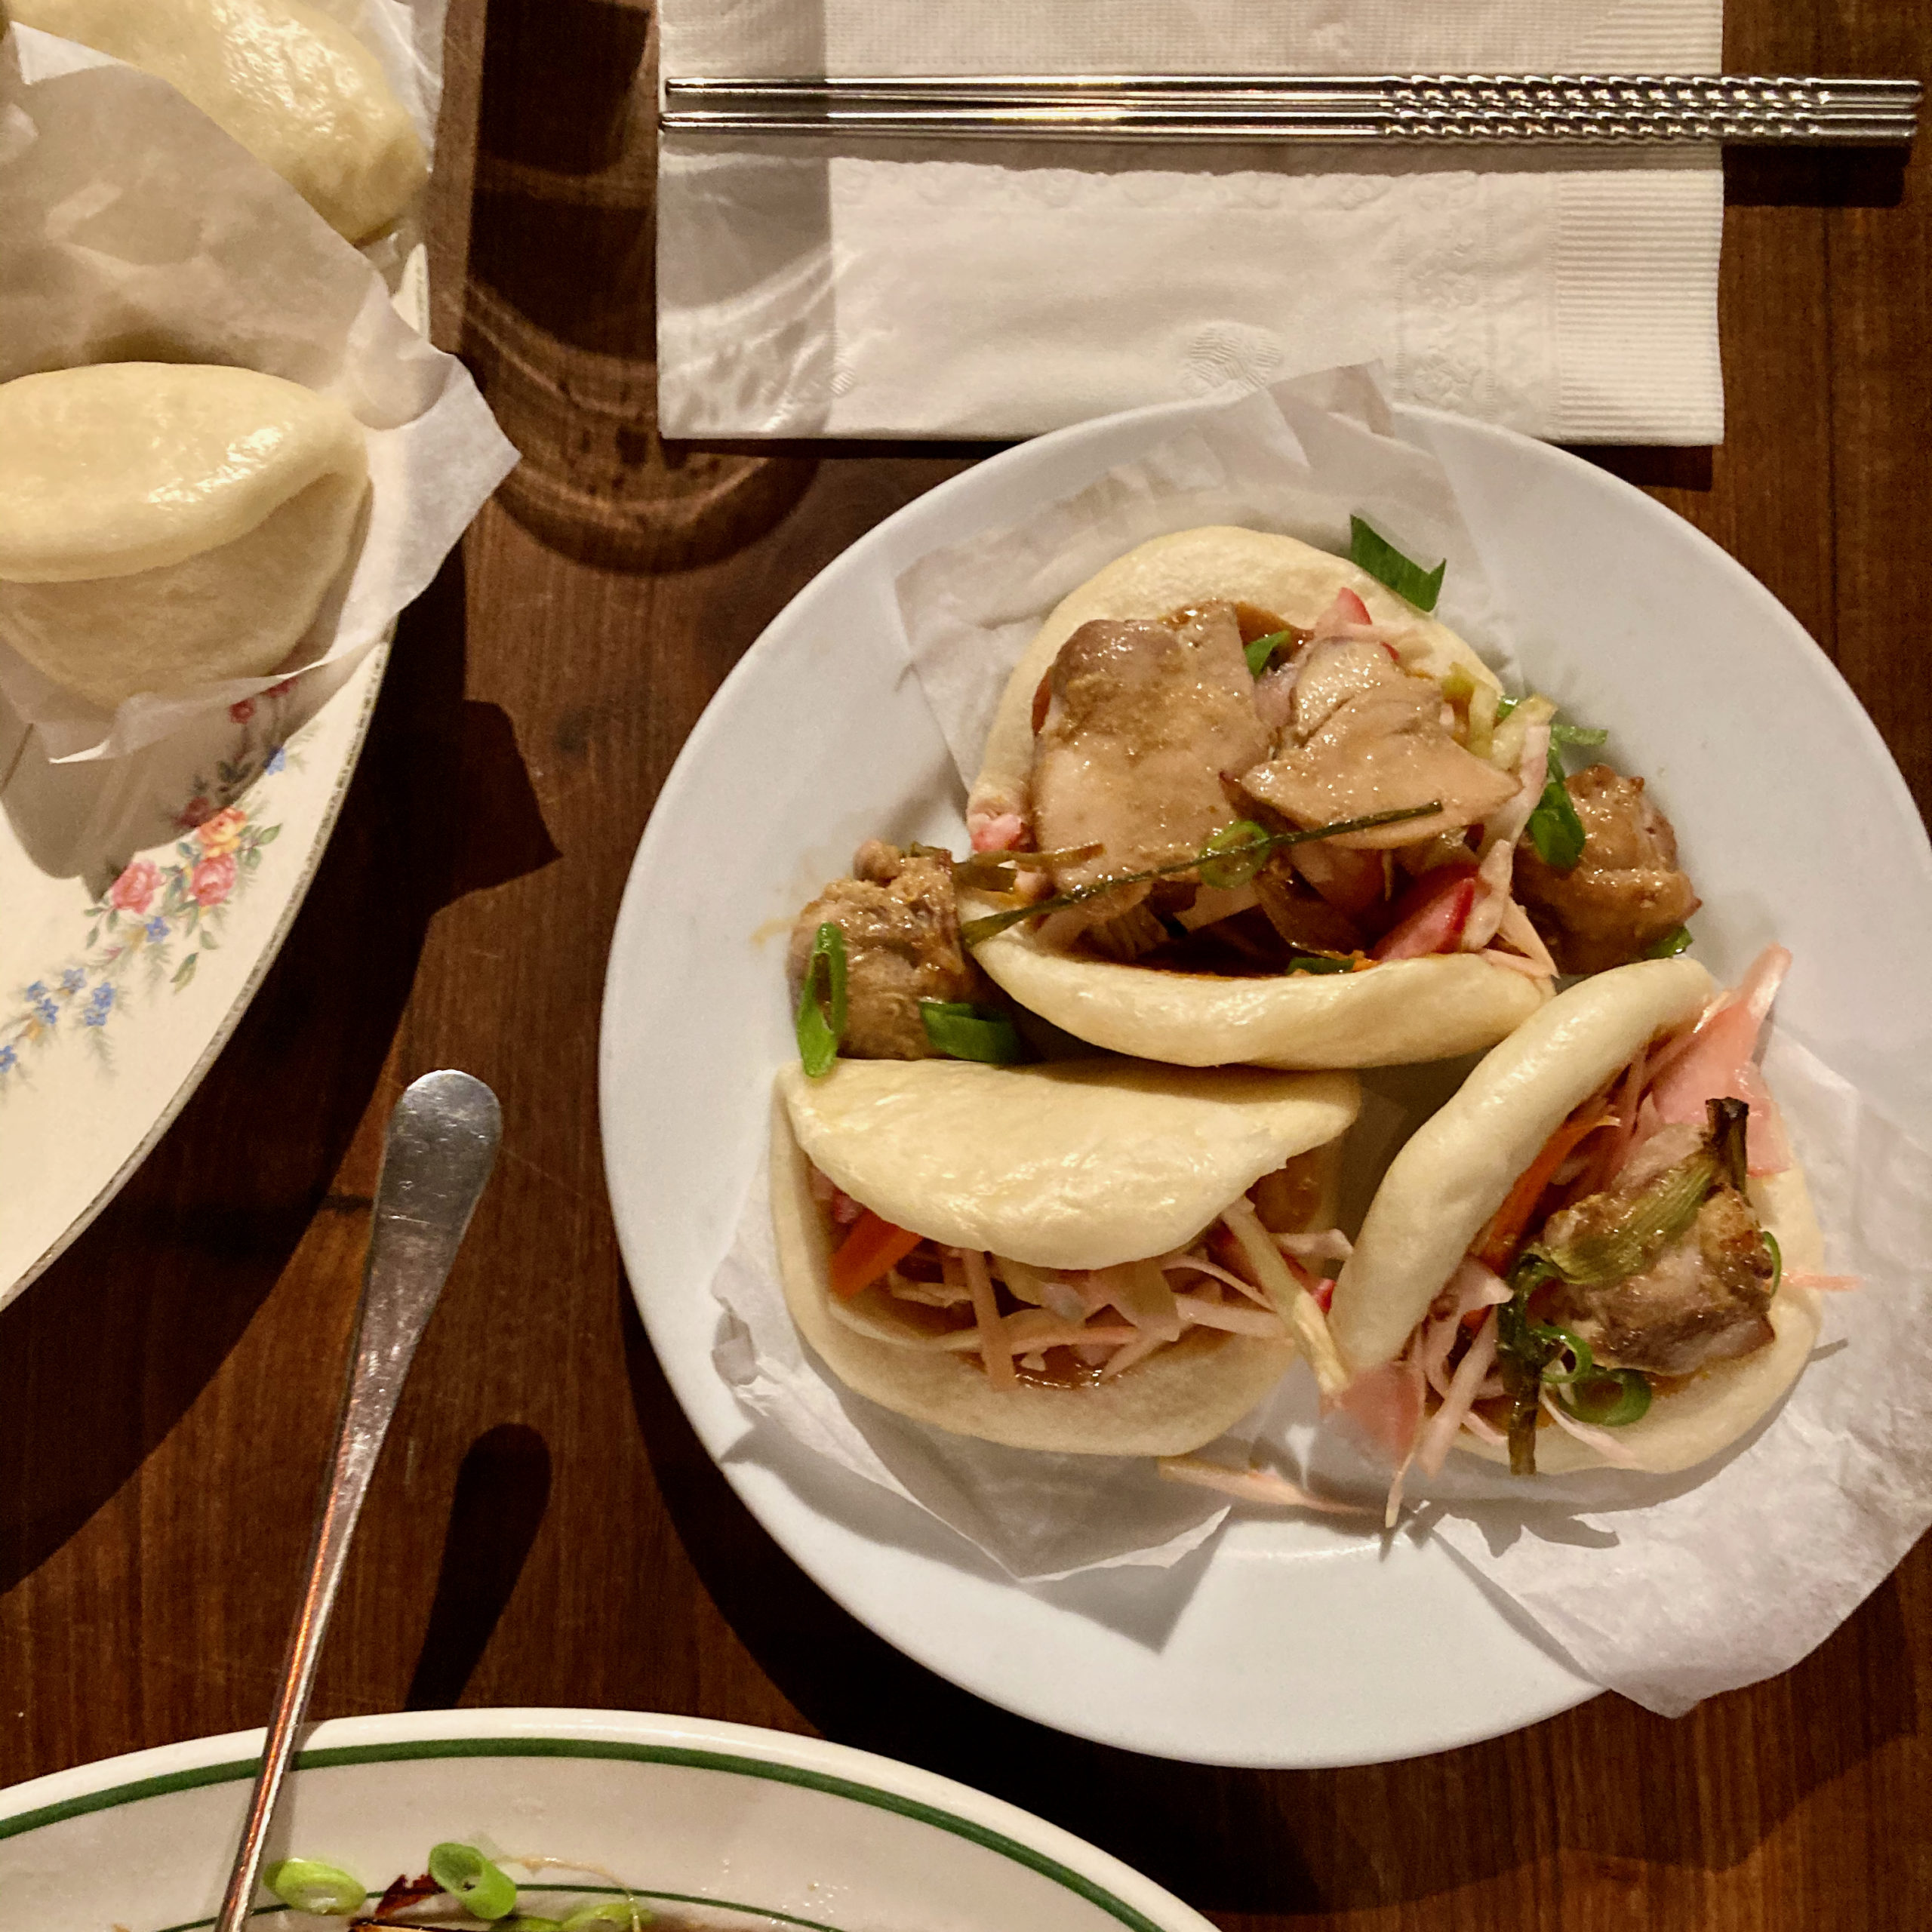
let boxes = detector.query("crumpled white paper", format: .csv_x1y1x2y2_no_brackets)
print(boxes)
709,367,1932,1712
0,12,513,761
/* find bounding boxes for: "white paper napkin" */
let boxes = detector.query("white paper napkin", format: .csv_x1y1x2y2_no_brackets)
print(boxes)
708,369,1932,1713
657,1,1724,445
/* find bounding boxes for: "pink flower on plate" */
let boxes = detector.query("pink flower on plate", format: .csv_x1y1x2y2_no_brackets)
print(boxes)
196,806,247,857
230,698,257,724
108,858,161,915
188,852,238,908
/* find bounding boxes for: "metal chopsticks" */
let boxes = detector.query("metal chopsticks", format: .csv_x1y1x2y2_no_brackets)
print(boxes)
663,74,1922,146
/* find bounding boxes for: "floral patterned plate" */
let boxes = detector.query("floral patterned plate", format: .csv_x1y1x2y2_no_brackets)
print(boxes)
0,256,427,1307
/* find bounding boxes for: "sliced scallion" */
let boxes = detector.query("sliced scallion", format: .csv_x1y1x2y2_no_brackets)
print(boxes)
1348,515,1446,612
960,801,1441,946
263,1860,366,1917
1764,1229,1783,1295
952,842,1100,892
1537,1325,1595,1386
1286,953,1358,975
1527,1147,1718,1287
1558,1369,1654,1428
1643,924,1694,959
1524,772,1587,871
1549,722,1608,751
429,1843,519,1922
1198,819,1272,890
795,921,848,1078
1244,630,1294,676
559,1903,654,1930
919,1000,1026,1063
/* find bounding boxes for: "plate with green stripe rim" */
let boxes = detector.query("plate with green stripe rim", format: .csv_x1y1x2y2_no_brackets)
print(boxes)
0,1707,1214,1932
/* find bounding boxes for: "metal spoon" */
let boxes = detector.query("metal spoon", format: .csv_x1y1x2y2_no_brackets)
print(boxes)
213,1069,503,1932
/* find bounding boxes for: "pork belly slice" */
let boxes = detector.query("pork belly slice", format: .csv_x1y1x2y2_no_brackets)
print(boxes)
1238,638,1516,851
1031,604,1271,946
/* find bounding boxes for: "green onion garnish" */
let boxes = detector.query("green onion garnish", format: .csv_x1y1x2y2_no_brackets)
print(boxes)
263,1860,366,1917
560,1903,654,1930
952,841,1102,893
1763,1229,1783,1295
1286,952,1358,975
919,1000,1026,1063
429,1843,519,1921
1524,772,1587,871
795,921,848,1078
1348,514,1446,613
1558,1369,1654,1428
1537,1325,1595,1386
1526,1146,1719,1287
1198,819,1272,889
1244,629,1294,675
961,801,1441,946
1496,1270,1555,1475
1549,722,1608,751
1643,924,1694,959
1494,694,1521,723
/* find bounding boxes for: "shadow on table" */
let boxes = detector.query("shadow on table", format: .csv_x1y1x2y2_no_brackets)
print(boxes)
462,0,817,576
405,1421,554,1709
1724,145,1909,209
623,1289,1920,1915
0,553,558,1596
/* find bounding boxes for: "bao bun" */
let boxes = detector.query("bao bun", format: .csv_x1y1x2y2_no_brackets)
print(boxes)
964,527,1548,1069
0,363,368,709
1330,958,1823,1474
771,1057,1358,1455
13,0,428,241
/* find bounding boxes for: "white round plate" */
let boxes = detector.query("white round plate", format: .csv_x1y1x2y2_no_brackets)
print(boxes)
0,1707,1214,1932
599,399,1932,1767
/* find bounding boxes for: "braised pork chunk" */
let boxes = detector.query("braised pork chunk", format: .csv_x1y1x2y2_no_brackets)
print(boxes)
1515,764,1700,973
788,841,983,1059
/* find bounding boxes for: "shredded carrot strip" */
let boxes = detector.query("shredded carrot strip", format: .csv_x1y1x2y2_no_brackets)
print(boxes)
962,1248,1017,1389
1475,1096,1611,1273
829,1211,924,1300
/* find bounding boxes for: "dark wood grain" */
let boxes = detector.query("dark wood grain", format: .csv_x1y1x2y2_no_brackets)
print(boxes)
2,4,1928,1928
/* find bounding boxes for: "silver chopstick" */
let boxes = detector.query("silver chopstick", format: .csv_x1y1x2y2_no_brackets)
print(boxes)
663,74,1921,146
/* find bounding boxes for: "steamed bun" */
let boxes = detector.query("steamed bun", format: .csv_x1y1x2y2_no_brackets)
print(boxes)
0,362,369,709
11,0,429,241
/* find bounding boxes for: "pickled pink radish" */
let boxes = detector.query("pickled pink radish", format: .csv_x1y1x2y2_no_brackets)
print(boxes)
1372,866,1478,960
1650,944,1793,1173
968,811,1027,853
1336,1355,1426,1462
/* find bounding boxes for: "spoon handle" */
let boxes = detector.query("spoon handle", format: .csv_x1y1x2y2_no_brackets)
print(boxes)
214,1070,503,1932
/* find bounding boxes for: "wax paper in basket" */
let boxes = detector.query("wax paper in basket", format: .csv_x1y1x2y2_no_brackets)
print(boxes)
711,367,1932,1712
0,13,515,762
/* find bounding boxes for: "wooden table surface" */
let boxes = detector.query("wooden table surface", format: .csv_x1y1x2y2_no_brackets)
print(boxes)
3,4,1927,1927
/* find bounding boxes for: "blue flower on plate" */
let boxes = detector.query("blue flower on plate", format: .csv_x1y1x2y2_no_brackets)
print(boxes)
146,916,170,942
264,744,287,774
82,985,116,1027
60,966,86,993
0,1044,16,1073
31,993,58,1027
